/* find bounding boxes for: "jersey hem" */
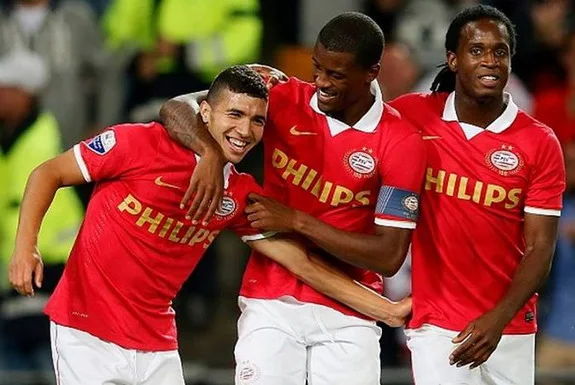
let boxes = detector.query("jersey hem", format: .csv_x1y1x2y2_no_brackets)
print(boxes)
73,144,92,183
374,218,416,229
46,314,178,352
241,231,278,242
524,206,561,217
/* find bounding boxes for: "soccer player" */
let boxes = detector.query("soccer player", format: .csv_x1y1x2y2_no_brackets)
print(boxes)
386,5,565,384
8,65,410,385
160,13,426,385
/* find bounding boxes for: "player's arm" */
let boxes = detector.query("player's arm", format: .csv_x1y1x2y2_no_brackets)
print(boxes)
9,150,86,296
247,236,410,326
449,213,559,368
246,198,410,276
246,132,426,276
450,135,566,369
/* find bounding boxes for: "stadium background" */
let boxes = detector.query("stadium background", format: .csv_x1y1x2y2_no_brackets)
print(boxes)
1,0,575,384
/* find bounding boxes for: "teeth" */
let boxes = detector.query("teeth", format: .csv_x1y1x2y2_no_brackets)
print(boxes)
481,75,497,80
319,90,335,98
229,138,247,149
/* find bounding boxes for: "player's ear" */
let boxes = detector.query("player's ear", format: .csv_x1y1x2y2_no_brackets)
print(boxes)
199,100,211,124
447,51,457,72
366,62,380,83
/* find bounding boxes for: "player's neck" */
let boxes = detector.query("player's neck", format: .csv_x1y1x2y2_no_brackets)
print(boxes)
331,92,375,127
453,89,505,129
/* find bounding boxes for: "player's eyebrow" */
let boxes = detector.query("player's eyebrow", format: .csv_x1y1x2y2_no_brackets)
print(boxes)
253,114,266,124
227,108,245,115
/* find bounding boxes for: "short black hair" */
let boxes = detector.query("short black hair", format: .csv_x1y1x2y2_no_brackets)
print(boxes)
317,12,384,69
207,65,268,103
431,5,517,93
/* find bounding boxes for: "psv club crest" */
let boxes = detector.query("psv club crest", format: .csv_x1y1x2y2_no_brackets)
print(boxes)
485,144,524,176
344,148,377,178
215,193,237,220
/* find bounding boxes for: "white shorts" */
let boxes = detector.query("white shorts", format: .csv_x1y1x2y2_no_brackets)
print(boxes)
50,322,184,385
405,324,535,385
234,296,382,385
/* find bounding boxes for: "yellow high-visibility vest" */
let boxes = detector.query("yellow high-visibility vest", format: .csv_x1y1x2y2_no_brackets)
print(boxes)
0,112,84,289
102,0,261,80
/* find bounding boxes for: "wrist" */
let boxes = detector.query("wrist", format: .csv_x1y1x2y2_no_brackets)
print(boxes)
292,210,309,234
204,146,226,165
490,305,515,326
15,236,37,253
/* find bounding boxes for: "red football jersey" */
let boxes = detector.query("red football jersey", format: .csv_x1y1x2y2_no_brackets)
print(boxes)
390,92,566,334
239,77,426,318
45,122,261,351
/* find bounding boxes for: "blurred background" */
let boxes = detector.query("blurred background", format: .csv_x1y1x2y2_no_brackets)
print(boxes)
1,0,575,384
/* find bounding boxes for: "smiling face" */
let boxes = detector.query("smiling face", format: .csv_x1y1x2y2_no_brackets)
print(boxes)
312,42,378,116
200,88,267,164
449,18,511,101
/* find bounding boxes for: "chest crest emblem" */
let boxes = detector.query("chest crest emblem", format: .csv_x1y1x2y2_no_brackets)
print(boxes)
344,148,377,178
485,145,524,176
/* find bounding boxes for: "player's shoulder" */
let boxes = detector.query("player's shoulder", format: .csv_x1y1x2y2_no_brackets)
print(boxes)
381,102,424,140
515,110,560,144
271,77,315,102
390,92,447,113
107,121,165,143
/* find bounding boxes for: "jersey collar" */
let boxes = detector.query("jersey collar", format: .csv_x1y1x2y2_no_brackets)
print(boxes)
194,154,233,189
310,80,384,136
442,91,519,139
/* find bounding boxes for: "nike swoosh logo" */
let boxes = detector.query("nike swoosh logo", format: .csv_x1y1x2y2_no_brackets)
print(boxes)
422,136,442,140
290,125,317,136
154,176,181,190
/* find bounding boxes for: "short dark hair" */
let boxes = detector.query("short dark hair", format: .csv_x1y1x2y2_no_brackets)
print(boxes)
431,5,517,93
317,12,384,69
207,65,268,103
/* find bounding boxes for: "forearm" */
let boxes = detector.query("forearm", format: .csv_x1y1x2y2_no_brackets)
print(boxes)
293,211,406,275
304,253,400,323
249,237,400,323
492,245,554,324
14,166,64,251
159,92,222,157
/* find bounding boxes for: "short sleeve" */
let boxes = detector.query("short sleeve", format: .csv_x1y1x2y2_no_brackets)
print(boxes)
525,132,566,216
73,123,159,182
374,130,426,229
228,176,276,242
267,77,302,126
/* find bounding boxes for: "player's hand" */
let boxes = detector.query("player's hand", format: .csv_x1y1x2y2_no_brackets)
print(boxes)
246,193,297,232
181,150,226,225
8,246,44,297
247,64,288,90
381,296,412,327
449,310,507,369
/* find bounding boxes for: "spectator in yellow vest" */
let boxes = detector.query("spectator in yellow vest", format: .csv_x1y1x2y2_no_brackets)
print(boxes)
0,49,84,385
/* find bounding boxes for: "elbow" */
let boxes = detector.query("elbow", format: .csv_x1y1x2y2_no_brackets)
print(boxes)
376,250,408,278
378,263,402,278
31,161,63,187
158,100,175,123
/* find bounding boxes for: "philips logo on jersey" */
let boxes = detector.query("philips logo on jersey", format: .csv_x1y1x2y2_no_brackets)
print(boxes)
87,131,116,155
272,148,371,207
117,194,220,248
425,168,522,209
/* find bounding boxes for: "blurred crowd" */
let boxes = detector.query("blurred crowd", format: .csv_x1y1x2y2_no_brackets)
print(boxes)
1,0,574,384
